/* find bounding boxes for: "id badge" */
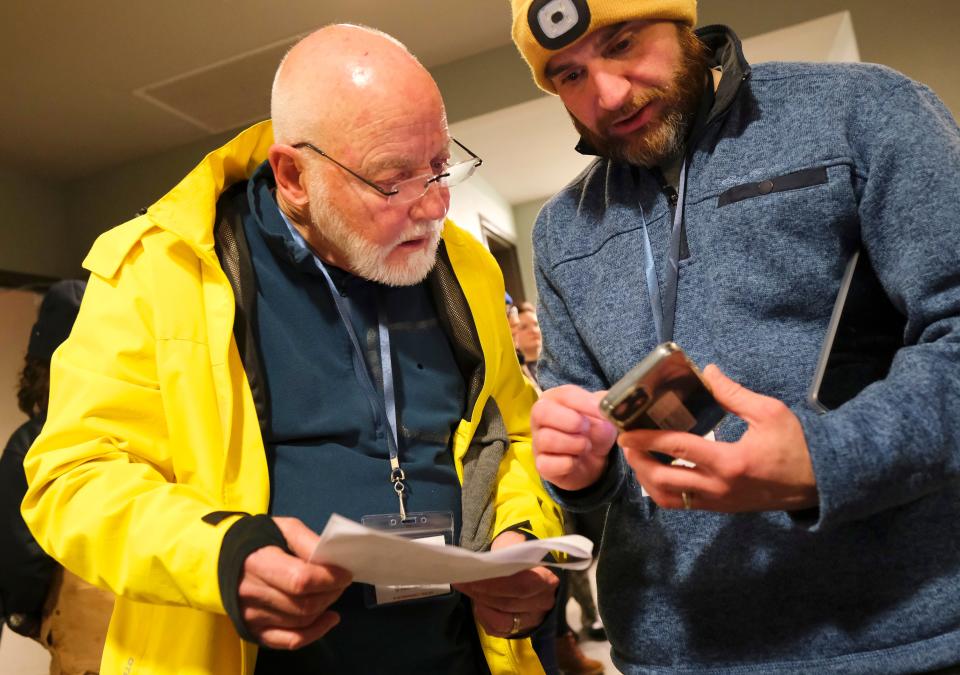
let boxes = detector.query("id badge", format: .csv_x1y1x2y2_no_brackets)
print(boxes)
360,511,455,607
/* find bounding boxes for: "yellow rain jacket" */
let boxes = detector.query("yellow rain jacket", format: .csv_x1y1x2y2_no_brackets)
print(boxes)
23,121,562,675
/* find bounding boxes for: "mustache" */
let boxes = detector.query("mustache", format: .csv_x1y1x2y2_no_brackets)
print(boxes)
596,88,666,134
397,220,443,242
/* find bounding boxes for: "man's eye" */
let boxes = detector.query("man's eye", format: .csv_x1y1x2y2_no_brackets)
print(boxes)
559,69,583,86
609,37,632,55
431,159,450,174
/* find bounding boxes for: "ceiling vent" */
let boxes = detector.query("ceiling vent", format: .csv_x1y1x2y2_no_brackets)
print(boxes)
135,34,304,134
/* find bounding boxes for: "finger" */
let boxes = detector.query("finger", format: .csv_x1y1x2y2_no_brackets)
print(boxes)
240,575,344,623
536,386,612,426
455,567,558,602
243,602,326,630
622,441,714,488
460,590,557,614
619,428,723,470
247,546,352,596
586,411,618,444
534,452,601,489
531,398,591,436
622,447,725,505
254,611,341,650
272,517,320,560
702,364,766,422
472,605,545,638
533,427,592,456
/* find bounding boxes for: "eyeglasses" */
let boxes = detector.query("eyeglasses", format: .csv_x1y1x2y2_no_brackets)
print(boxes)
291,138,483,204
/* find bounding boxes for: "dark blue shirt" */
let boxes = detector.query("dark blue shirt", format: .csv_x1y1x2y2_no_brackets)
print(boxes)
237,163,487,674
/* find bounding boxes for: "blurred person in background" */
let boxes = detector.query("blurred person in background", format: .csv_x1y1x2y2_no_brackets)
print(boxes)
0,280,114,675
513,302,543,386
509,299,605,675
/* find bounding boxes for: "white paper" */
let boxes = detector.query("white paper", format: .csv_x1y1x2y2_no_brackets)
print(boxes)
309,514,593,586
373,535,450,604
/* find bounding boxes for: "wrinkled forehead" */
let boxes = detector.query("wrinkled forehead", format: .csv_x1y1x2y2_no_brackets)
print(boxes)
318,68,449,164
339,106,450,174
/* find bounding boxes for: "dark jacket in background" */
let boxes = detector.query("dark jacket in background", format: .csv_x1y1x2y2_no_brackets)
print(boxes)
0,415,52,637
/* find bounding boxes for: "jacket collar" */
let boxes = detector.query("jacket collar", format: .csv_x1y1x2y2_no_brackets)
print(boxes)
574,24,751,159
148,121,274,255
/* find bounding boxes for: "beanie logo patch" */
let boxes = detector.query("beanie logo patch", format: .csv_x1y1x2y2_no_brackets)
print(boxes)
527,0,591,50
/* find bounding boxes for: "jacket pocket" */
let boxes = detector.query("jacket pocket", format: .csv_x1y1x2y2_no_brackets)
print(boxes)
717,166,828,207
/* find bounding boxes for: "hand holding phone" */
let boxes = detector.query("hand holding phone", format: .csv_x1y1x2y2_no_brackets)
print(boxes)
600,342,725,437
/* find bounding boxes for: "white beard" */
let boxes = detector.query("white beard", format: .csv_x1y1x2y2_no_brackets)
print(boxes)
306,179,442,287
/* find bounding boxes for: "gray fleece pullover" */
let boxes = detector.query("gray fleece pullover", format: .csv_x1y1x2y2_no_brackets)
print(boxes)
535,25,960,674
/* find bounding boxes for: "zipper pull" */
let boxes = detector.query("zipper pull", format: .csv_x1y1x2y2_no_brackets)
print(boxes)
391,468,408,521
665,186,679,207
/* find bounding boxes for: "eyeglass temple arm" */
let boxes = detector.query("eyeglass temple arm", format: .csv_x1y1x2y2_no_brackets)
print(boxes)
452,138,483,167
292,142,398,197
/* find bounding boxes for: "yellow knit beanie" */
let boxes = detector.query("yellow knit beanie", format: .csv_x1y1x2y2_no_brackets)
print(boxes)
510,0,697,93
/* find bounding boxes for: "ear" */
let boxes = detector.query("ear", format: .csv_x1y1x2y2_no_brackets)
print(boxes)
268,144,309,208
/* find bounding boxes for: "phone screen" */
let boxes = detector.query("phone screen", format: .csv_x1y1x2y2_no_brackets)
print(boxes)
808,250,905,411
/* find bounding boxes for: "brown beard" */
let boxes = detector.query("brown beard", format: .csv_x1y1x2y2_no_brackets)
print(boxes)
572,25,710,168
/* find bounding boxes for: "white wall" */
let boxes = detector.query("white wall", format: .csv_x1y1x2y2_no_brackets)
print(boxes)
0,632,49,675
740,11,860,64
446,171,516,246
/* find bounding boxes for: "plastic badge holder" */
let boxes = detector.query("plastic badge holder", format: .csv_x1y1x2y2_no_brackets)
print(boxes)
360,511,455,607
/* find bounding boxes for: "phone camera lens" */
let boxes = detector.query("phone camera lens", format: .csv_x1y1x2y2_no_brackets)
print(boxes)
614,387,650,424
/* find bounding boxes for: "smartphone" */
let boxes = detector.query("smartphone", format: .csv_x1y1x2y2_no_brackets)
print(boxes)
807,249,905,412
600,342,725,436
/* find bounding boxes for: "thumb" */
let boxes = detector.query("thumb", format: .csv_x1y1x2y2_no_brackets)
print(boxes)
702,364,763,419
273,517,321,561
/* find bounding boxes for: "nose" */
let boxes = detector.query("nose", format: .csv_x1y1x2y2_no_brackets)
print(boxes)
593,69,631,111
410,181,450,221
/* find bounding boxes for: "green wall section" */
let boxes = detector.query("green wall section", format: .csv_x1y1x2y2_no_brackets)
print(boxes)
63,129,239,275
432,44,542,125
0,163,71,280
511,196,549,305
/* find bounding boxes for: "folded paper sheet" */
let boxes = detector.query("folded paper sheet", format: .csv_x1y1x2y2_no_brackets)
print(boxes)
310,514,593,585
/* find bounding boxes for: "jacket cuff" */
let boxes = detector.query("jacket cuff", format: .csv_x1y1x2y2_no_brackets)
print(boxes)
496,520,537,542
218,514,289,643
546,450,626,513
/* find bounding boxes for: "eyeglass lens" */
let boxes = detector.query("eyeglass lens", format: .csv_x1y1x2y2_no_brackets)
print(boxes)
388,156,480,204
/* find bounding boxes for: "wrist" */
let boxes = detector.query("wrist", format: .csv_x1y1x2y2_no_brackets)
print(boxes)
218,514,289,642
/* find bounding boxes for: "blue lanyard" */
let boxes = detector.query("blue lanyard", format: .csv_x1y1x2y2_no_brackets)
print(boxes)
315,262,410,518
639,158,687,344
278,212,409,518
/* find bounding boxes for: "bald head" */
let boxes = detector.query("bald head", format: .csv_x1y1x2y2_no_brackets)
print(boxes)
271,24,445,150
266,24,452,287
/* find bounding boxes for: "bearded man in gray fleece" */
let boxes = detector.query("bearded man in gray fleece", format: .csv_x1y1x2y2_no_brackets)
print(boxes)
506,0,960,672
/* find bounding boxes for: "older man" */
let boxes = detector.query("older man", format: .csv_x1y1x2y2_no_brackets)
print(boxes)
508,0,960,673
24,25,561,675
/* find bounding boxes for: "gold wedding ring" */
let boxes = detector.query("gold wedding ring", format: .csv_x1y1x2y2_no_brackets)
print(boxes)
509,614,522,636
682,491,693,510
